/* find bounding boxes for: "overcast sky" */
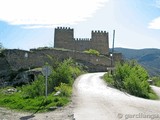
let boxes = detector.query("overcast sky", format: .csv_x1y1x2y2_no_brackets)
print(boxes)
0,0,160,50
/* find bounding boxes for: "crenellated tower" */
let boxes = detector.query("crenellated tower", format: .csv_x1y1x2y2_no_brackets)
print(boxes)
54,27,109,55
54,27,74,49
91,30,109,55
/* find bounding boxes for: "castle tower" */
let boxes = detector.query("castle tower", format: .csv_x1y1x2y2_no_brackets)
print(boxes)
54,27,74,49
91,31,109,55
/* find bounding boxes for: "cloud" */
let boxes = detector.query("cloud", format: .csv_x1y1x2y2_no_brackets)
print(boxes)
154,0,160,8
148,17,160,29
0,0,108,28
148,0,160,29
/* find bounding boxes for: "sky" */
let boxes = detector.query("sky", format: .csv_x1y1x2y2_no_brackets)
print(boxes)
0,0,160,50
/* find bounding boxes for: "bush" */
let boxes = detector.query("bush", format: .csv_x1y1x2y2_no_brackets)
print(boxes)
22,58,83,97
22,75,45,98
54,59,73,85
48,58,83,91
103,73,114,86
55,83,72,97
151,77,160,87
0,58,84,112
84,49,100,56
104,60,158,99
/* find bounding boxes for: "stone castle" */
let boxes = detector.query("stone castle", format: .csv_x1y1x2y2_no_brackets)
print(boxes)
54,27,109,55
0,27,122,85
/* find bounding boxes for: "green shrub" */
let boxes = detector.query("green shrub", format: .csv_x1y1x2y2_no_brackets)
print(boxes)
0,58,84,112
54,59,73,85
56,101,64,107
42,99,52,106
103,73,114,86
21,58,83,97
84,49,100,56
53,97,59,102
104,60,158,99
156,80,160,87
151,77,160,87
48,58,83,91
22,75,45,98
55,83,72,97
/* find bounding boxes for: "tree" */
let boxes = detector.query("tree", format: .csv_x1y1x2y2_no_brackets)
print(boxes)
0,42,4,50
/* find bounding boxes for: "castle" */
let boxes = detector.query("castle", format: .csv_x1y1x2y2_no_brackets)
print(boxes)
0,27,122,85
54,27,109,55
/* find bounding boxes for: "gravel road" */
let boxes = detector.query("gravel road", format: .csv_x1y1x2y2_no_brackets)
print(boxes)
73,73,160,120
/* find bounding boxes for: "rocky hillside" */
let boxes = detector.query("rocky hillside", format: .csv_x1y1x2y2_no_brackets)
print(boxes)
114,48,160,76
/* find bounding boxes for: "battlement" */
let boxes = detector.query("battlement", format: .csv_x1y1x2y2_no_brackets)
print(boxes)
75,38,91,41
56,27,73,30
91,30,107,34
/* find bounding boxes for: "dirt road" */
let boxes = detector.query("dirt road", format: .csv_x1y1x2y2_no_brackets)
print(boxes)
73,73,160,120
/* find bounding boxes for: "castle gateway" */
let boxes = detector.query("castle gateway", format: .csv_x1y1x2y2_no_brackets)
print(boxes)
54,27,109,55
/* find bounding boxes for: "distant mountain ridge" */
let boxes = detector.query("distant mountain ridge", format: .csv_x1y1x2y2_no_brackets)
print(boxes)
114,48,160,76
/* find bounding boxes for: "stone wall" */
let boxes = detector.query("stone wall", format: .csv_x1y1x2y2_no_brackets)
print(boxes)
2,49,52,71
0,53,11,76
0,48,114,76
30,48,112,72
